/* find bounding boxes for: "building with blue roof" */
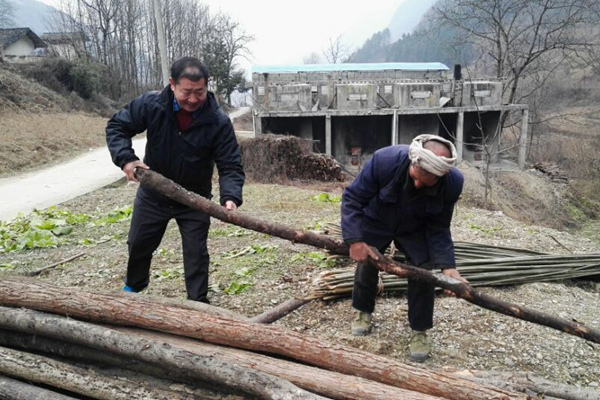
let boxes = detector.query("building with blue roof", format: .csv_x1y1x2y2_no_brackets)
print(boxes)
245,62,529,170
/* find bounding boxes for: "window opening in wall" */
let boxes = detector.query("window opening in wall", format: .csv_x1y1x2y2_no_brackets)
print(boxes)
348,93,368,101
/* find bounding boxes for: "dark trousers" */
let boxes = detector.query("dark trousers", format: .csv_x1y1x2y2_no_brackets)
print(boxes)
125,189,211,302
352,244,435,331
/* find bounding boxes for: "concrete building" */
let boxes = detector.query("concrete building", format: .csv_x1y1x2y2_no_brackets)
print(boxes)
247,63,529,170
0,28,47,63
40,32,88,60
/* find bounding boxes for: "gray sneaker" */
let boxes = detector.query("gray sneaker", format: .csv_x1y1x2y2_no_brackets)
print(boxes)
351,310,372,336
408,331,430,362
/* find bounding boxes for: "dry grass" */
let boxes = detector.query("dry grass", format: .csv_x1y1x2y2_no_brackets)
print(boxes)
0,111,108,177
232,113,253,131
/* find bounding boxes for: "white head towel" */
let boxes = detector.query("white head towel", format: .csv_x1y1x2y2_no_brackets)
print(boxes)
408,134,457,177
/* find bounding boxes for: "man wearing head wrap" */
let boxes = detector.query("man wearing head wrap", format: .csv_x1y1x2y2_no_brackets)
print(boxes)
341,134,468,362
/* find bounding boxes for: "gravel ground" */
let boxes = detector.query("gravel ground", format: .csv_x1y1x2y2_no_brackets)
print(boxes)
1,168,599,394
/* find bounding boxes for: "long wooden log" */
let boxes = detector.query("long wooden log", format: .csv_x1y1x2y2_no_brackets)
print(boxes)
0,374,77,400
116,326,444,400
0,326,442,400
0,276,521,400
0,330,245,400
134,168,600,344
0,306,324,400
0,345,195,400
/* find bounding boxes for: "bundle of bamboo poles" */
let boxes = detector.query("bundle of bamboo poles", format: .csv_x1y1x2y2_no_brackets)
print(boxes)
310,224,600,300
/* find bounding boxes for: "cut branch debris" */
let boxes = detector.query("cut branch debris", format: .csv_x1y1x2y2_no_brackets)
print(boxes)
26,252,85,277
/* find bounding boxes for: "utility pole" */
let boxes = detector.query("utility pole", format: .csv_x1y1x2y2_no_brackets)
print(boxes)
153,0,169,86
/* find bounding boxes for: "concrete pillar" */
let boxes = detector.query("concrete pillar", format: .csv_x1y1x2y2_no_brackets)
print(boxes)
325,115,332,156
518,108,529,169
391,109,398,145
254,114,262,135
456,112,464,163
263,73,269,110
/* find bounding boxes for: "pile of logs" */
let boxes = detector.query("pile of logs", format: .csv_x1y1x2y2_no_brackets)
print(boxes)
239,134,345,182
0,276,521,399
533,162,569,183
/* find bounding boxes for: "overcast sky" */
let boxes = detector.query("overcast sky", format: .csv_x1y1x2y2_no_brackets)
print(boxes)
36,0,400,73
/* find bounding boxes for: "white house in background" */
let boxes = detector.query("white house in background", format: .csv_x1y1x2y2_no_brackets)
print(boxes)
0,28,47,63
40,32,88,60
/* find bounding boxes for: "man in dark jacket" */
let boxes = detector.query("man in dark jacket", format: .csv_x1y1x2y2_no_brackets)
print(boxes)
106,57,245,303
341,134,467,362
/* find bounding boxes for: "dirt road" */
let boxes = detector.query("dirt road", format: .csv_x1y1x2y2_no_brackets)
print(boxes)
0,107,251,222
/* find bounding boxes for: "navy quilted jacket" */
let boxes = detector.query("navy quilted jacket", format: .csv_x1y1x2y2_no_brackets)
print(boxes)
341,145,463,267
106,86,244,206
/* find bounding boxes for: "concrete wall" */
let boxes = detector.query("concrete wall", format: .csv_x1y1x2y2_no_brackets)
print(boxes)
4,37,35,56
395,82,443,108
252,69,447,84
335,84,378,110
398,115,440,144
262,84,313,111
461,81,503,107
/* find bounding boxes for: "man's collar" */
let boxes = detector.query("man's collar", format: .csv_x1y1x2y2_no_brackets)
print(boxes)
172,98,203,118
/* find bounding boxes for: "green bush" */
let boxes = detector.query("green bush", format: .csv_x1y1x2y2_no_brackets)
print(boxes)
19,58,105,100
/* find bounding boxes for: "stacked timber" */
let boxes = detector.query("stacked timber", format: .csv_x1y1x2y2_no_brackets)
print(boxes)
533,162,569,183
239,134,345,182
0,276,523,400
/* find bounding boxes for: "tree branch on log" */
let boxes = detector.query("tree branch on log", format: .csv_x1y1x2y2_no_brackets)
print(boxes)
250,298,312,324
0,374,77,400
134,169,600,344
26,252,85,277
0,345,195,400
0,277,521,400
0,306,323,400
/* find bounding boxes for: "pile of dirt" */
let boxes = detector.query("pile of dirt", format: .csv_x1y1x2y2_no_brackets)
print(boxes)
458,162,579,230
0,63,69,112
239,134,347,183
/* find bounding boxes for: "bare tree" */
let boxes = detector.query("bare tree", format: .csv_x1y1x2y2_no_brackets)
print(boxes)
47,0,253,102
322,35,349,64
303,52,322,64
433,0,600,128
0,0,15,28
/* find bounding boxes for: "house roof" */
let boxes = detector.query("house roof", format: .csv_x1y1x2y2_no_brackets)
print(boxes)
0,28,48,50
252,62,449,74
41,32,89,44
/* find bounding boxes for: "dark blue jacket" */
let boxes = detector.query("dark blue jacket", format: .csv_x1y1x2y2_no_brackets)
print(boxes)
106,86,245,206
341,145,463,267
